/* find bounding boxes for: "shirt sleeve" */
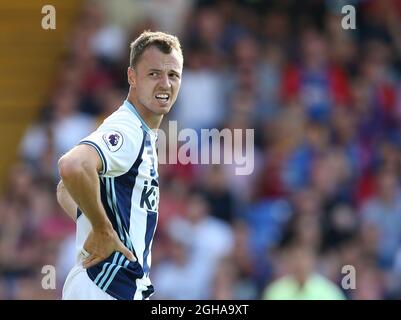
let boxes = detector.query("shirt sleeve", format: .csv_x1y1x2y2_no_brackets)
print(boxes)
79,121,144,177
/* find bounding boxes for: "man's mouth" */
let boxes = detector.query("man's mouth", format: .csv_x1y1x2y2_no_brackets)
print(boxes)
155,93,170,103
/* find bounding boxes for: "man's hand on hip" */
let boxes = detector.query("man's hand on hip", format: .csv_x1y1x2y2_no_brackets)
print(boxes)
82,227,135,268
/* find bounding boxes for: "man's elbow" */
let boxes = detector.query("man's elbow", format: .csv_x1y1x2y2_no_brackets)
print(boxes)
58,145,100,181
58,153,84,181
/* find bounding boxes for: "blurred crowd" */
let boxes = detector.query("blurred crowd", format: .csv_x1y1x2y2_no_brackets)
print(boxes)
2,0,401,300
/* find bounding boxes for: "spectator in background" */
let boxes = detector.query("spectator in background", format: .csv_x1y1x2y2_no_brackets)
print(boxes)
201,165,238,224
262,245,346,300
360,167,401,269
164,188,234,298
173,42,226,131
20,88,96,178
151,219,207,299
281,28,351,122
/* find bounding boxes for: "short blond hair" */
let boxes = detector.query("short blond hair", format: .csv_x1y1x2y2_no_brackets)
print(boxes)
129,30,183,68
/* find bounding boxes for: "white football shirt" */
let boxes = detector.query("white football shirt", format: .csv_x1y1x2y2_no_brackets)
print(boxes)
77,99,159,300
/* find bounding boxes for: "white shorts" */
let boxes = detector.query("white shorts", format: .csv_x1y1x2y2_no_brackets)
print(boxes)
62,249,116,300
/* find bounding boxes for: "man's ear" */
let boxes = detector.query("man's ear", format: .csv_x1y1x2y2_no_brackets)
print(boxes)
127,67,136,88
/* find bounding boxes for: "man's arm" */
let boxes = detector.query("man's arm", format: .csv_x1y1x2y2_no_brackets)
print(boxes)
57,180,77,222
58,144,134,268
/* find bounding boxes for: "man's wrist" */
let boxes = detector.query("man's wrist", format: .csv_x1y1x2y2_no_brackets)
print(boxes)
91,218,113,233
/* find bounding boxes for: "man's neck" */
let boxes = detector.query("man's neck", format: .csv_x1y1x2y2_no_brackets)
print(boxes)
126,95,162,130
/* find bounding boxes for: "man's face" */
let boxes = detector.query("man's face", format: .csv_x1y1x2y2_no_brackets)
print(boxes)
128,46,183,116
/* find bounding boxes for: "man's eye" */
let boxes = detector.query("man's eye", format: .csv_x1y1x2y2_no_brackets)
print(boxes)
149,72,158,76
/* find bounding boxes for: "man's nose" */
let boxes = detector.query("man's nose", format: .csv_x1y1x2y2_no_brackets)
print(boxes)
159,73,171,89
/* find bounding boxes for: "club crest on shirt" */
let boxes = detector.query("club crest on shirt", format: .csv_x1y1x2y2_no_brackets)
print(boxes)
102,131,123,152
